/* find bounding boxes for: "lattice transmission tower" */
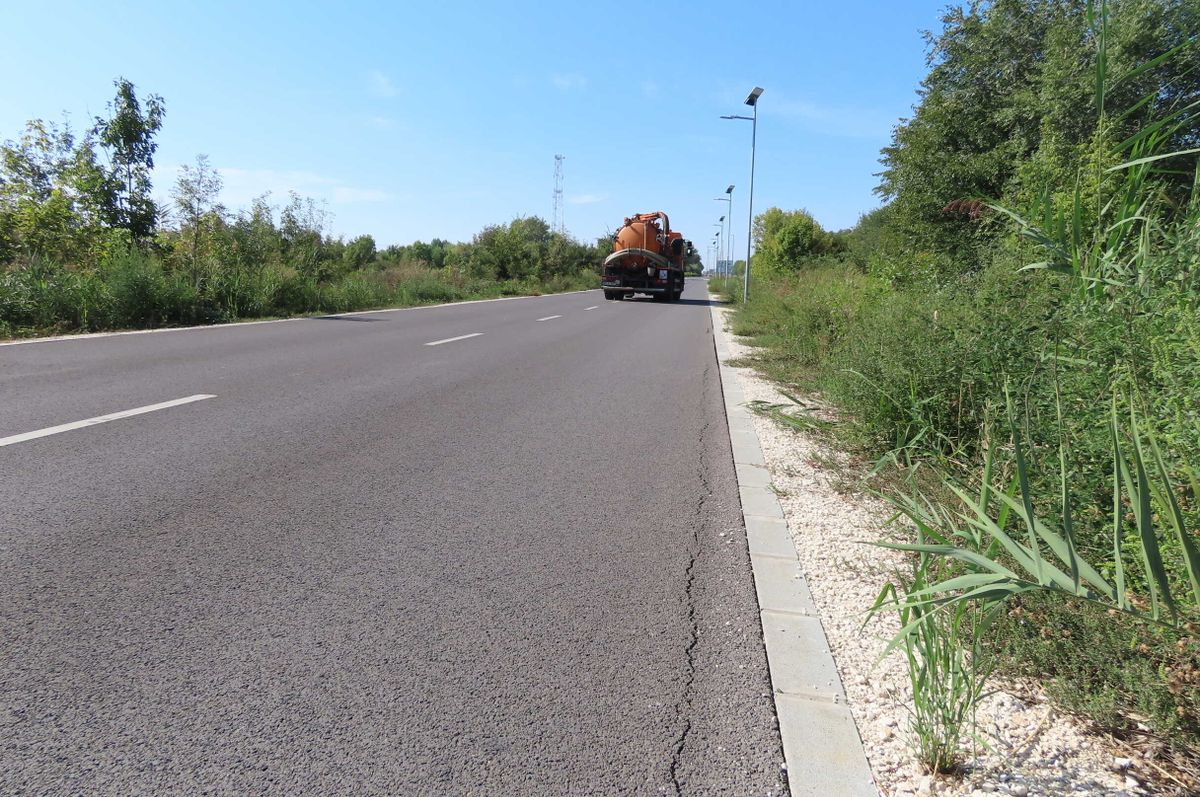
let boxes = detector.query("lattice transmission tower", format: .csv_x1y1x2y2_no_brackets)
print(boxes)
552,154,565,235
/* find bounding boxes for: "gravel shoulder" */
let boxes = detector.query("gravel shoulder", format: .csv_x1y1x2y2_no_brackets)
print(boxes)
713,303,1151,797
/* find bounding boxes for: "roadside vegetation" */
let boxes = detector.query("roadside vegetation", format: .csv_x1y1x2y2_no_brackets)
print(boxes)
0,80,604,338
716,0,1200,781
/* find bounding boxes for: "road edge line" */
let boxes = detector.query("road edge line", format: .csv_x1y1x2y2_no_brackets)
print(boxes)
707,295,879,797
0,289,596,348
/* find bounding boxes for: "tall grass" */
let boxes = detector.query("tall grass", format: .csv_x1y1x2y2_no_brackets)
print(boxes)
872,550,996,774
881,395,1200,624
0,250,597,338
725,0,1200,770
868,2,1200,768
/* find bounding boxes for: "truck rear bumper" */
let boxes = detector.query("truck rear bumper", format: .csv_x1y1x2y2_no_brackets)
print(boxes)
602,284,667,293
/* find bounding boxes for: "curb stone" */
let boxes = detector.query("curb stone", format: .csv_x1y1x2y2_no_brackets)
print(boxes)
709,296,879,797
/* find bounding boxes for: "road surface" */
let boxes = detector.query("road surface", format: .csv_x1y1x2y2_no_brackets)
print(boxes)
1,280,787,795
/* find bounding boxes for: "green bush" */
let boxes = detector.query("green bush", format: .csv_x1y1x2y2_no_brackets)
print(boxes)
731,222,1200,746
102,247,211,327
990,593,1200,743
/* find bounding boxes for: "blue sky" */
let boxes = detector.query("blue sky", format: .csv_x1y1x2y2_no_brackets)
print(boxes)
2,1,947,255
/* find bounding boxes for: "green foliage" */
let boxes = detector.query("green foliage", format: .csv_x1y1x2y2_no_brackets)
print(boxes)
989,592,1200,740
0,77,610,337
872,562,995,774
461,216,599,283
172,154,223,284
876,0,1199,285
728,0,1200,761
843,206,891,272
342,234,377,270
0,119,118,263
92,77,165,240
751,207,839,274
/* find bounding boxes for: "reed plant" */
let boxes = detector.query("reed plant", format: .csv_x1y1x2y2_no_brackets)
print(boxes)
867,0,1200,768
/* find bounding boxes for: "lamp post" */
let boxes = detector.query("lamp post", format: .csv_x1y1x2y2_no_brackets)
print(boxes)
714,219,725,278
722,87,762,303
716,218,725,276
714,184,733,277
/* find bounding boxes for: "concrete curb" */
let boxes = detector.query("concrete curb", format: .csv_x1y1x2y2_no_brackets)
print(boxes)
709,298,879,797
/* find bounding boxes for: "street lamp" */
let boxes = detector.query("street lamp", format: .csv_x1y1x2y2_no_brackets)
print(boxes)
714,218,725,277
722,87,762,302
713,226,721,276
714,185,734,277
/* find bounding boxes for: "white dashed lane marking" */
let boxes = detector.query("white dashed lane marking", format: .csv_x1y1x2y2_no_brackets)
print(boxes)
0,395,217,448
424,333,484,346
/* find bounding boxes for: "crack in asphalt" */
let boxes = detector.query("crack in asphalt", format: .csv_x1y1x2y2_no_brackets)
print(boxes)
667,358,714,796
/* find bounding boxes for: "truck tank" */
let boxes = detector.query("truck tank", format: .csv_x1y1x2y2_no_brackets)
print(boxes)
602,211,690,302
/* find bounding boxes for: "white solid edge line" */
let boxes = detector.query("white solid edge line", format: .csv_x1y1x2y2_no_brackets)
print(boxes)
584,306,599,311
0,394,217,448
536,315,562,322
424,332,483,346
0,289,598,348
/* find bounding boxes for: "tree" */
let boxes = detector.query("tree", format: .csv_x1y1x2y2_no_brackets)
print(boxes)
684,241,703,275
0,119,116,262
173,154,224,282
408,240,433,265
875,0,1200,284
92,77,165,241
428,238,449,268
845,206,892,272
752,207,834,273
343,234,376,270
228,193,281,268
280,191,329,278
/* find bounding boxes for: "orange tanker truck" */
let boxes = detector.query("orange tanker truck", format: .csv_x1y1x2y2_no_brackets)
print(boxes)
602,211,694,301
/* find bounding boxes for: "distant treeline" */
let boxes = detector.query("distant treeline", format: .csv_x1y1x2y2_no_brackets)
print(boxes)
0,79,606,336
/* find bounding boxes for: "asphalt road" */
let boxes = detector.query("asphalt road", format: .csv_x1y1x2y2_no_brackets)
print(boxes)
1,280,787,796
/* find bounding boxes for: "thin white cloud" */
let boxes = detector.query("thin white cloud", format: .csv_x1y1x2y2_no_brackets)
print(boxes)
214,167,387,208
333,186,390,204
217,167,335,206
368,70,399,98
551,73,587,91
567,193,606,205
770,93,893,139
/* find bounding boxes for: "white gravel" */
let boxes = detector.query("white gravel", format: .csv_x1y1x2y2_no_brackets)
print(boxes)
713,305,1154,797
